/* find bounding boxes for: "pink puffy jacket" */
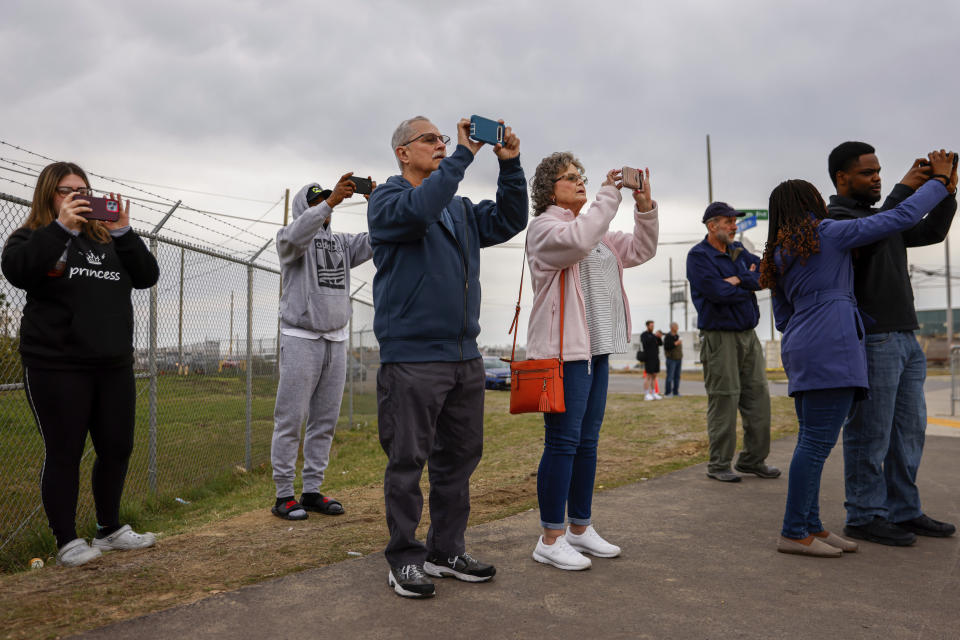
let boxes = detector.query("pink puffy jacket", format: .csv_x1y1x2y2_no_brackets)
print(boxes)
525,185,659,361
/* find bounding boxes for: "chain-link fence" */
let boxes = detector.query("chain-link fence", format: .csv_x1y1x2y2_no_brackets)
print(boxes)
0,192,379,567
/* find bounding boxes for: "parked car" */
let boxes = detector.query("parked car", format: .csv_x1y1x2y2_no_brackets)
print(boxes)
483,356,511,390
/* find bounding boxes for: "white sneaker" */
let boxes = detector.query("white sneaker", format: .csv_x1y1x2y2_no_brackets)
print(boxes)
653,393,663,400
532,535,591,570
91,524,157,551
566,525,621,558
57,538,102,567
644,392,654,401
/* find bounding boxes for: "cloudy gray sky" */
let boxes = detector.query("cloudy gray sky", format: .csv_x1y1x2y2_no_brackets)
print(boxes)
3,0,959,348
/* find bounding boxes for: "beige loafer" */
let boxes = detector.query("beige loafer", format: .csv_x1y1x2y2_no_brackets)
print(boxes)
777,536,842,558
815,531,858,553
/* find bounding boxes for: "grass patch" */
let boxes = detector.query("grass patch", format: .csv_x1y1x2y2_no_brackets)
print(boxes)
0,392,798,639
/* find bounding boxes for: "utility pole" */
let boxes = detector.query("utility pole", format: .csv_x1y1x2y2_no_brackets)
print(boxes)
668,258,673,325
947,237,954,351
706,134,714,204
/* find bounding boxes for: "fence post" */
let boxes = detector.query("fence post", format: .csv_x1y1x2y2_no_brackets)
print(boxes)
246,239,273,470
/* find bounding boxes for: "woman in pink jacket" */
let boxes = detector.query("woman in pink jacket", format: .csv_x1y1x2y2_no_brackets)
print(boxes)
526,152,658,570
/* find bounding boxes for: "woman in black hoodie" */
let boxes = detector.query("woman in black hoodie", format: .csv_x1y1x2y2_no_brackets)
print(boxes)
2,162,159,567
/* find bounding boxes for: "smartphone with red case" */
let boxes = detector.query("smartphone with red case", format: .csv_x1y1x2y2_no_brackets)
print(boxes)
81,195,121,222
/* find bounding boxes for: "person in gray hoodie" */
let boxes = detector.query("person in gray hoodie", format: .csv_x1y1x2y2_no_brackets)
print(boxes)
270,173,373,520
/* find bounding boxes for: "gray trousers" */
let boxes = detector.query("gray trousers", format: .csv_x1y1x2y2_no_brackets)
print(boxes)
270,333,346,498
700,329,771,472
377,359,484,568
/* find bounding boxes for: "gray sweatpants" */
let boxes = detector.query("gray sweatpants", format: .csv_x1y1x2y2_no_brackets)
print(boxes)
271,333,347,498
377,359,485,568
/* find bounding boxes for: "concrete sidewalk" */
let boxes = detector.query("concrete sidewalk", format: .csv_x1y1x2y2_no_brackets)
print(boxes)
77,434,960,640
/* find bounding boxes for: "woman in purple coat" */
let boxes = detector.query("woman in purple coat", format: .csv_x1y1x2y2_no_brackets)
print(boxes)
758,150,953,558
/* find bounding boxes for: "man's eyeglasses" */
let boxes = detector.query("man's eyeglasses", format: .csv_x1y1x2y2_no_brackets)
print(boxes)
401,133,451,147
553,173,587,185
54,187,93,196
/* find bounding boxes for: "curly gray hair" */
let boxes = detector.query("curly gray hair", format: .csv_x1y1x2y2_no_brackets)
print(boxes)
530,151,585,215
390,116,431,170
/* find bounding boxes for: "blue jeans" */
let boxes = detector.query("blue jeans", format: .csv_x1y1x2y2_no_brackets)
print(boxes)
782,388,855,539
842,331,926,526
538,355,608,529
664,358,681,396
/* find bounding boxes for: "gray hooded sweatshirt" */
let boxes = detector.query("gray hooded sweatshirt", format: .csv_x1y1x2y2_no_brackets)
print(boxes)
277,183,372,334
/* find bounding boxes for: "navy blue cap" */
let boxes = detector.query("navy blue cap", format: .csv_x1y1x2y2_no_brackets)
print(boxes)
307,185,332,204
702,201,746,223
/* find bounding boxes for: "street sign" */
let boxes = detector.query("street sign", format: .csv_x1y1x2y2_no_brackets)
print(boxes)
736,215,757,232
740,208,768,220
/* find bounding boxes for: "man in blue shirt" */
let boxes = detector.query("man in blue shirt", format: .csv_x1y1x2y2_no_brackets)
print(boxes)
687,202,780,483
367,116,528,598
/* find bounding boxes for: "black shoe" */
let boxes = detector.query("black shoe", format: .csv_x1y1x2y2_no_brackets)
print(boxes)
843,516,916,546
424,552,496,582
388,564,435,598
734,463,782,479
271,497,308,521
300,493,344,515
706,469,741,483
894,514,956,538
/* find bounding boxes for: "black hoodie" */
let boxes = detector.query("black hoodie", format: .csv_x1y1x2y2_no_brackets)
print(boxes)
1,221,159,368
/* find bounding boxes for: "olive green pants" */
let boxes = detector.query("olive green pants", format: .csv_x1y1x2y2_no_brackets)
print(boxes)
700,329,771,472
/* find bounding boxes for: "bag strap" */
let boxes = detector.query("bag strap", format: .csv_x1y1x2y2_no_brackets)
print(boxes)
509,244,564,363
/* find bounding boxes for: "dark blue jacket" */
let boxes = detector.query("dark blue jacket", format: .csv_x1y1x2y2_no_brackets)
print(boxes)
367,145,528,363
772,180,947,397
686,238,761,331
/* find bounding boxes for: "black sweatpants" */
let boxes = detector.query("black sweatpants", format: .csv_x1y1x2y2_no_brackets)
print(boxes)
377,359,485,568
24,365,136,548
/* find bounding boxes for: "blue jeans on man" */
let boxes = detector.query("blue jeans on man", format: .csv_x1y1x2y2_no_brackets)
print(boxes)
782,388,855,539
538,355,608,529
843,331,925,526
664,358,681,396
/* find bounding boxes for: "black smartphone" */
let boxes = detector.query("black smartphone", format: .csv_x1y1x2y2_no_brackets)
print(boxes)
81,195,121,222
469,115,505,146
349,176,373,195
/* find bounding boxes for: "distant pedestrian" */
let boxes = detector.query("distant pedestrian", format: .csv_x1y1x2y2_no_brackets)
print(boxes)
759,157,952,557
270,175,373,521
663,322,682,397
1,162,160,567
368,115,527,598
640,320,662,400
686,202,779,483
526,155,658,571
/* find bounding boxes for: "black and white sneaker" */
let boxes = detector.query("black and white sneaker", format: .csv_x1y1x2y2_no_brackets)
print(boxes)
388,564,435,598
424,552,496,582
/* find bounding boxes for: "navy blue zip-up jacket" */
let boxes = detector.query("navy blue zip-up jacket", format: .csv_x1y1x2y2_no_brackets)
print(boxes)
686,237,761,331
367,145,528,363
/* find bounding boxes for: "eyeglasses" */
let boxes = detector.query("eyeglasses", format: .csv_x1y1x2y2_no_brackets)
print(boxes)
54,187,93,196
553,173,587,185
401,132,451,147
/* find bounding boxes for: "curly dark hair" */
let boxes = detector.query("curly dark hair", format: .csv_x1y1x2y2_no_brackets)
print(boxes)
758,179,827,292
530,152,585,215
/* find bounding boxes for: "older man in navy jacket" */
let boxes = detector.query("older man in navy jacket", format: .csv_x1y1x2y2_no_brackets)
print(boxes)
687,202,779,483
367,115,527,598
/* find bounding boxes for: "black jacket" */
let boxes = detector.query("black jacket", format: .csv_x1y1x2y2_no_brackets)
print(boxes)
2,222,159,368
828,183,956,334
663,333,683,360
640,330,662,362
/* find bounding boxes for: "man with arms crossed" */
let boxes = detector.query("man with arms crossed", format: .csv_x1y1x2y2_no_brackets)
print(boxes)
828,142,957,545
687,202,780,483
367,116,527,598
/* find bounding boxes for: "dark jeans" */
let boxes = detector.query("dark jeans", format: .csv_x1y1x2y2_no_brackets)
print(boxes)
843,331,926,525
24,365,136,548
664,358,681,396
538,355,608,529
782,388,855,539
377,359,484,567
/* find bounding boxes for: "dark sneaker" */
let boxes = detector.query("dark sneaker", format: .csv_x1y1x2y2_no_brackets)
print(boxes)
424,552,496,582
844,516,916,546
706,469,741,483
388,564,435,598
894,514,956,538
734,463,782,479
